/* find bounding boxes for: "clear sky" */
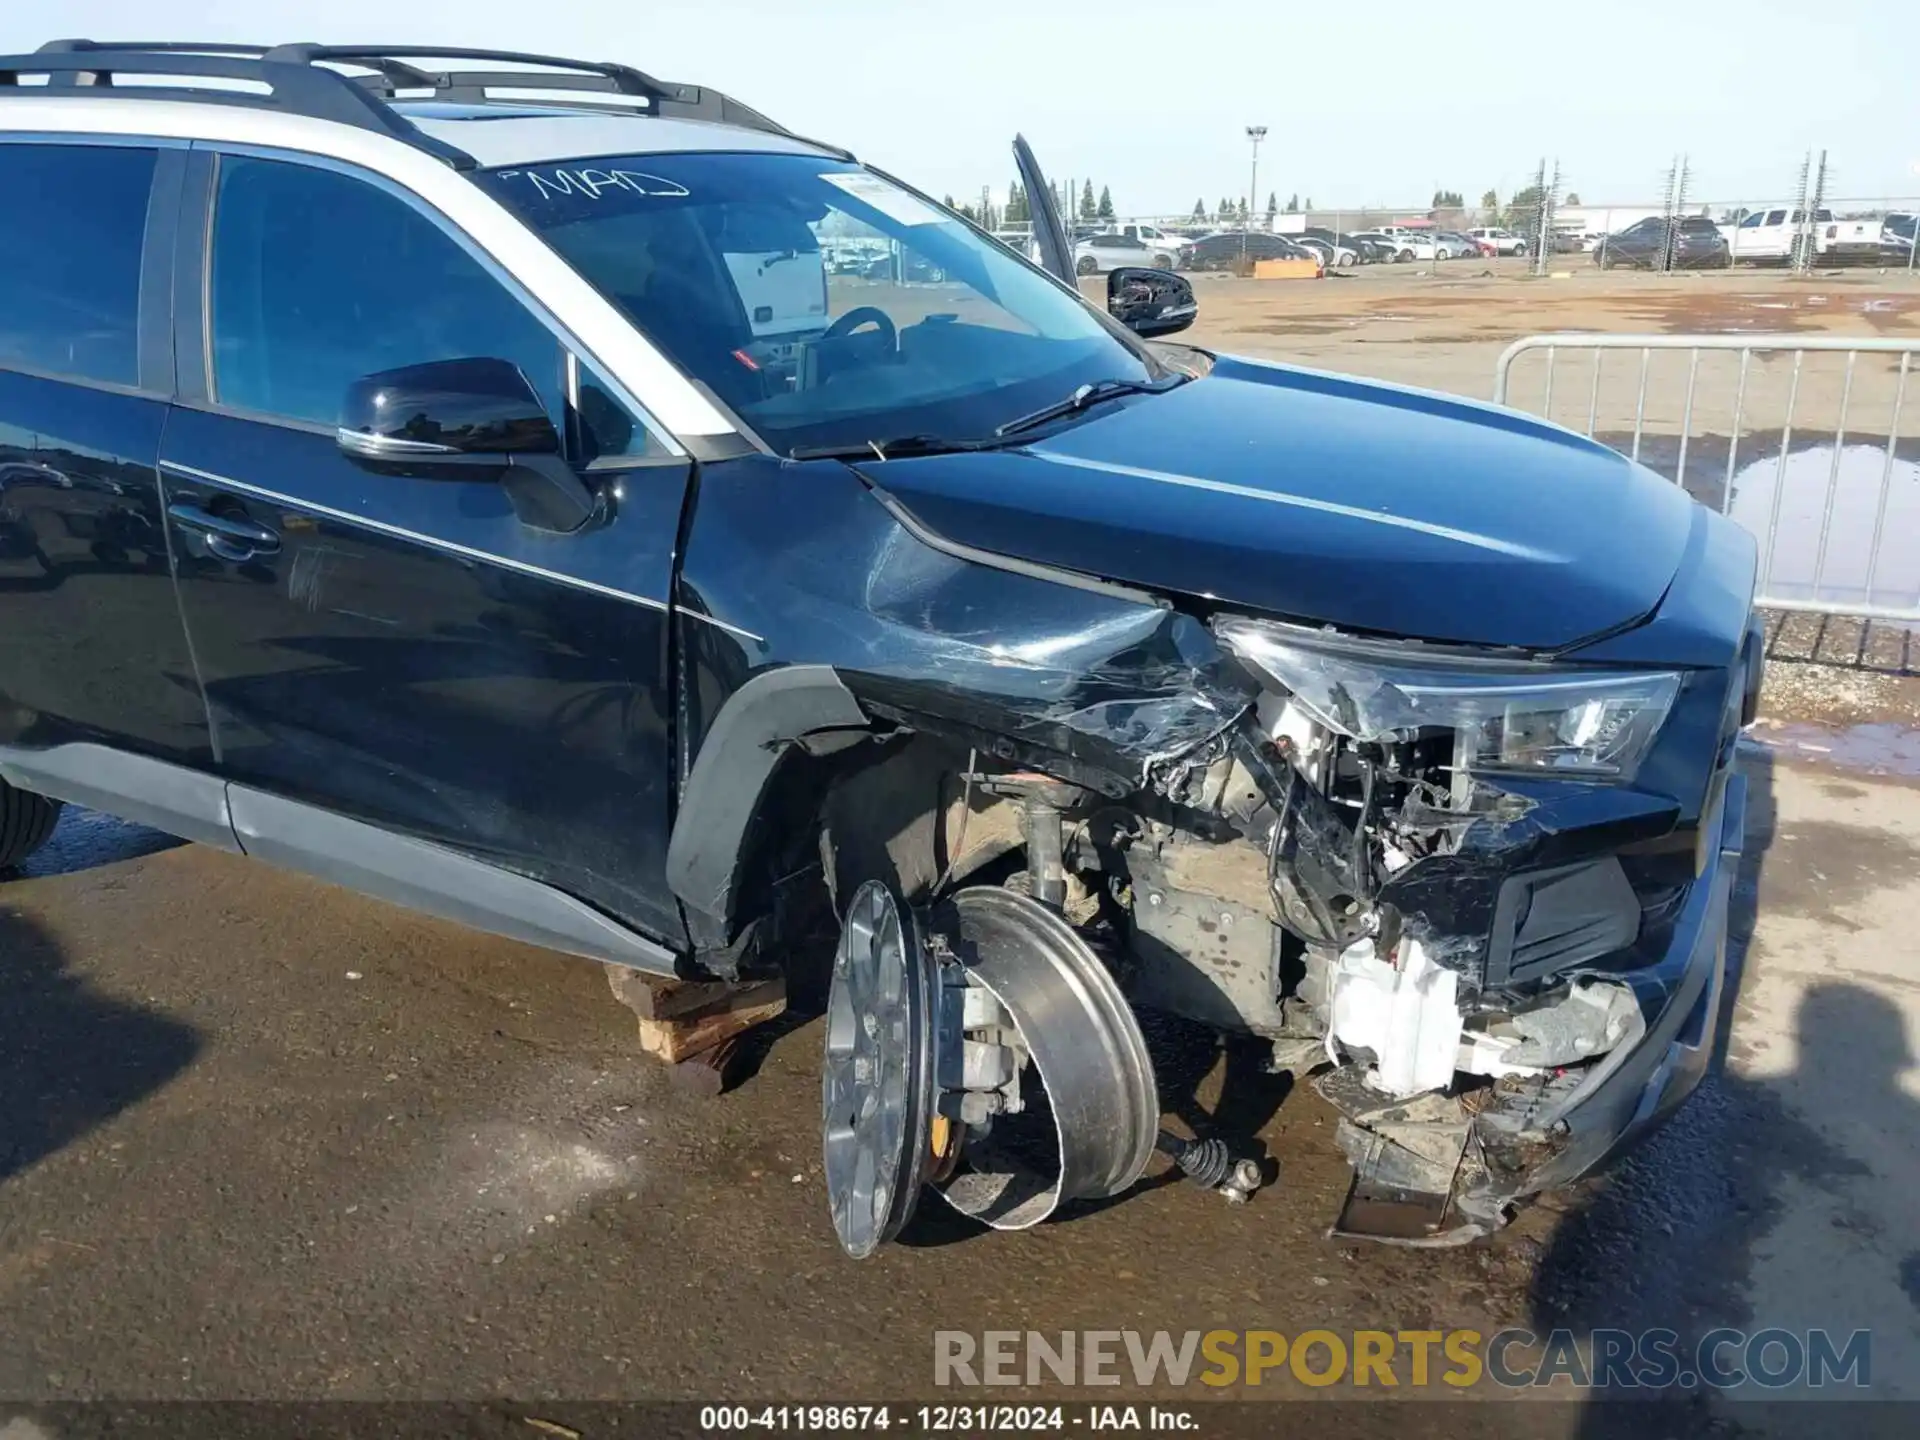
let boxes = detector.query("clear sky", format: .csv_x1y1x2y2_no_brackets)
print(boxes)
5,0,1915,214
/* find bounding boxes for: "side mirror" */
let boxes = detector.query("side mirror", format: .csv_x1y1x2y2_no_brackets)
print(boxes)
1106,267,1197,337
338,356,559,462
337,357,594,534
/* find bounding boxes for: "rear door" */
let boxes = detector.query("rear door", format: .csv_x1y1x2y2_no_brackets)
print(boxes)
158,148,692,942
0,138,213,769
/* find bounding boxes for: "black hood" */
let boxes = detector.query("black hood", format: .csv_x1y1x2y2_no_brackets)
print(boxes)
855,355,1699,651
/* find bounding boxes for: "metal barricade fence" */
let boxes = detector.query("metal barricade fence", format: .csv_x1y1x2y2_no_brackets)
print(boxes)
1493,334,1920,622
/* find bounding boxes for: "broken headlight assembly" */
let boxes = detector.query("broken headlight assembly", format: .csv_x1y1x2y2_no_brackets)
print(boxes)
1214,617,1678,781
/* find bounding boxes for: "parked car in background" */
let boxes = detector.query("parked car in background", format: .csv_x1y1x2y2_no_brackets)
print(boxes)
1468,227,1529,256
1406,232,1472,261
1350,230,1414,262
1292,235,1357,269
1594,215,1730,269
1184,231,1321,274
1720,207,1883,265
1882,213,1916,263
1301,227,1373,265
1075,230,1180,275
1108,222,1190,251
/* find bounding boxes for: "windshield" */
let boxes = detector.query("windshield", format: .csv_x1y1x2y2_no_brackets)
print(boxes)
478,152,1153,455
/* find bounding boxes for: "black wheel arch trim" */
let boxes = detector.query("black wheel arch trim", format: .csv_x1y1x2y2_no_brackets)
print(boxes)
667,664,871,947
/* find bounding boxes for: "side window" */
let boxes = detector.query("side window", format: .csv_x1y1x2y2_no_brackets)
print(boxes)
1766,210,1788,226
209,155,561,428
0,142,156,388
1739,212,1764,227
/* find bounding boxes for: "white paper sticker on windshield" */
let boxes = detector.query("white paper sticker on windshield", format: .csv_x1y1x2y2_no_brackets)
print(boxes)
819,172,945,227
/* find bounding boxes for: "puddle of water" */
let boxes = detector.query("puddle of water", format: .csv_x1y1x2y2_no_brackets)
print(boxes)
1728,443,1920,610
1742,723,1920,779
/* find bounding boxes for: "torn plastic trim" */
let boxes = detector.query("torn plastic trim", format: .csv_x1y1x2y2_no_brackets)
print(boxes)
672,589,1256,949
1319,771,1743,1244
1226,717,1681,986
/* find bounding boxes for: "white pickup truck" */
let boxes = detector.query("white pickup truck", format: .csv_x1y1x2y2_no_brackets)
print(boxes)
1720,207,1882,264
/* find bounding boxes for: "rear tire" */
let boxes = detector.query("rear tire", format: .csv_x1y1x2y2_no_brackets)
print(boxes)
1076,255,1098,276
0,779,62,870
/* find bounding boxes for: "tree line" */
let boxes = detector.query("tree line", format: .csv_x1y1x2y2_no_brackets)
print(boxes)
933,180,1588,232
941,179,1118,231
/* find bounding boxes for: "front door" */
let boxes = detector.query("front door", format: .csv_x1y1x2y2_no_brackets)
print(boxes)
159,150,691,943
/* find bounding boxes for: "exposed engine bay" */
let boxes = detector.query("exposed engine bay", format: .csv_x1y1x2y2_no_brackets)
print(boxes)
817,610,1750,1255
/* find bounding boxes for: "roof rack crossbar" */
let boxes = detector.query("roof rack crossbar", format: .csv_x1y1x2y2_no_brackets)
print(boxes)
1,40,805,163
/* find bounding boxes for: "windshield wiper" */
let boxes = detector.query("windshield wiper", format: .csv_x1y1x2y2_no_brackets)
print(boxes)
993,375,1186,439
787,434,1001,462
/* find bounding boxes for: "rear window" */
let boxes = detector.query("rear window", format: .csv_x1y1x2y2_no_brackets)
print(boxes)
0,142,156,387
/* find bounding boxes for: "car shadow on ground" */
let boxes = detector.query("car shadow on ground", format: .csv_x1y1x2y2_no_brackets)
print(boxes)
0,909,202,1188
1,842,201,1187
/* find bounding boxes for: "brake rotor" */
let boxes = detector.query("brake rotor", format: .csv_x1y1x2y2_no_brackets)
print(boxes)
822,880,937,1259
932,887,1159,1230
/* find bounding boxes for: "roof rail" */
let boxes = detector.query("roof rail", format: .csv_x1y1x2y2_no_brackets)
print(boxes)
0,40,797,169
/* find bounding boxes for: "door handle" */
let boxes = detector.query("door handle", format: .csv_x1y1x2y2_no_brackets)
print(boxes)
168,501,281,561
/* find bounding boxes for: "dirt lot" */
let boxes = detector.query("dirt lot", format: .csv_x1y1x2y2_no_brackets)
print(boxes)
1167,259,1920,392
3,265,1918,1433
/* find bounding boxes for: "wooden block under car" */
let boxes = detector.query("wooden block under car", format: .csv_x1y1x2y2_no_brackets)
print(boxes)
604,965,787,1066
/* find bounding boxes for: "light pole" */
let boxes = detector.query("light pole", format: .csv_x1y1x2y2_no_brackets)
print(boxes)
1244,125,1267,263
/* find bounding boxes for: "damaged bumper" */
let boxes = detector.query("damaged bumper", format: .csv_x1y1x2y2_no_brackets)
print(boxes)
1325,768,1744,1244
1525,766,1743,1186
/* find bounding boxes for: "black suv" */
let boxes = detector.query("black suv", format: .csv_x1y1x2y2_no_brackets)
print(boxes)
1595,215,1731,269
0,41,1756,1258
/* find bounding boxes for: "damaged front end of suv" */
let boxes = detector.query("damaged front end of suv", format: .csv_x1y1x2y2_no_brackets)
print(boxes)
668,379,1760,1254
646,139,1759,1258
1155,606,1757,1243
